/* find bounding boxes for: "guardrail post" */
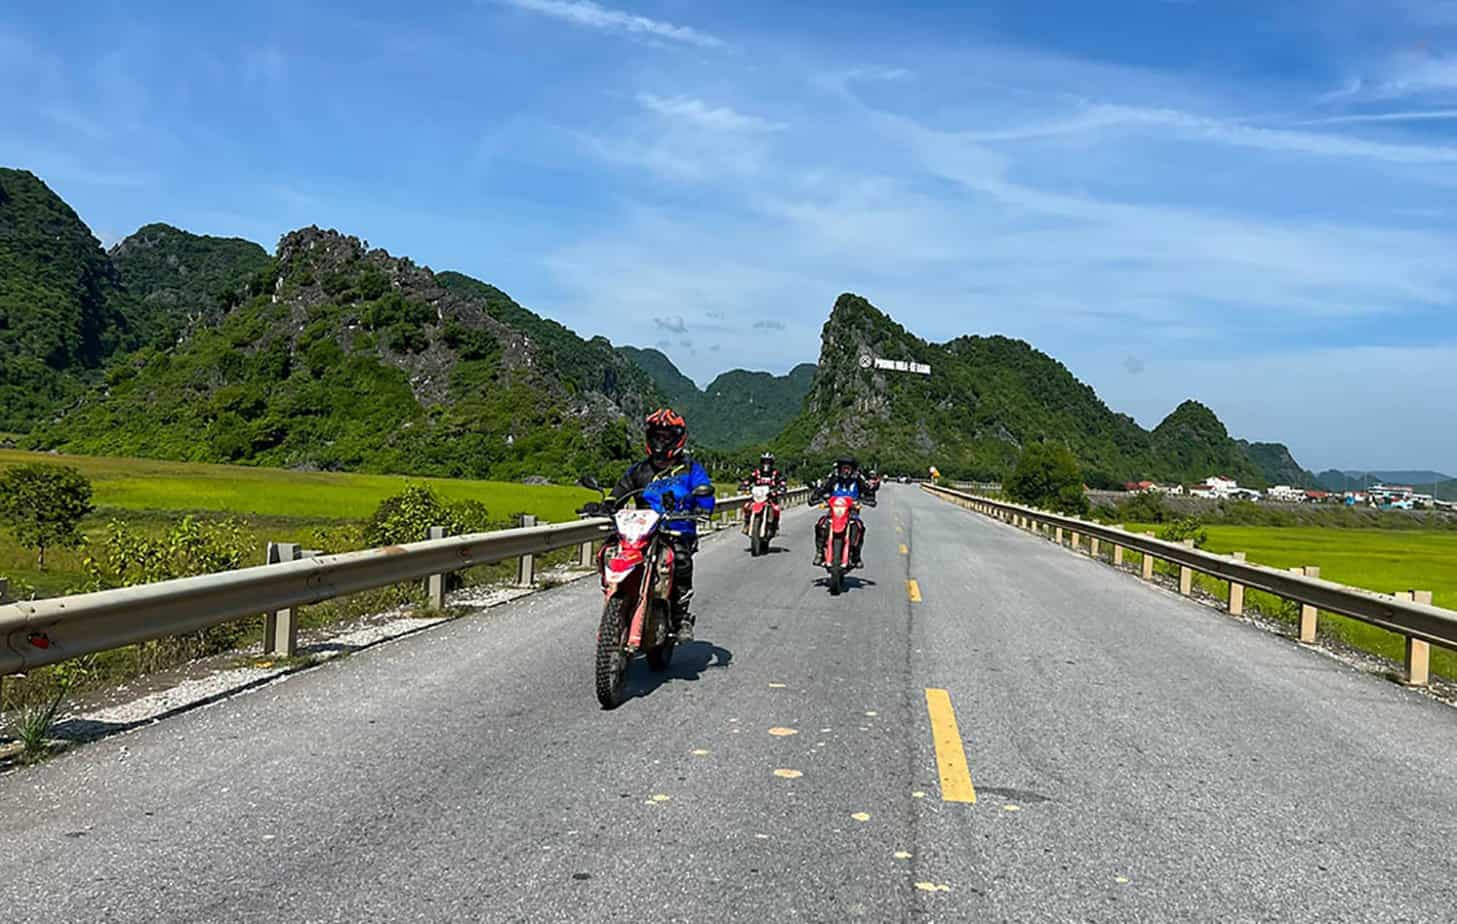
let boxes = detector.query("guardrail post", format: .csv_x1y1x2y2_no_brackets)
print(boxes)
1070,530,1081,553
1113,542,1124,566
263,541,300,657
426,526,446,610
517,515,537,587
1294,566,1319,643
1090,536,1100,558
1401,591,1433,687
578,538,595,568
1178,539,1195,595
1141,549,1155,580
1054,526,1064,545
1228,553,1246,616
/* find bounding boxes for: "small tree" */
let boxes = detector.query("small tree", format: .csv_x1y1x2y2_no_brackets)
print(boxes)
0,463,94,570
1006,441,1089,515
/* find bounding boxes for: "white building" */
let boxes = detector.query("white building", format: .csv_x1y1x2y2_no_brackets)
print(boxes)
1267,485,1305,503
1191,475,1241,499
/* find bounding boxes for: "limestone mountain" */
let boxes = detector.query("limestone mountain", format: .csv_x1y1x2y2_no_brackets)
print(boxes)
34,228,655,480
1149,401,1265,486
775,293,1303,485
0,168,133,432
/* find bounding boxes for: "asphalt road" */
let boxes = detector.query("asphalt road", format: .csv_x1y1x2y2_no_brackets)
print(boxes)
3,485,1457,922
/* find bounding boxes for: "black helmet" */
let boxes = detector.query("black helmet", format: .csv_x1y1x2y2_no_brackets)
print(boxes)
760,451,775,469
835,457,857,478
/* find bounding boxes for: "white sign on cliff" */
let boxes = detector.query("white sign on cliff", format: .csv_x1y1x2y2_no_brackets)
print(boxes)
870,357,931,376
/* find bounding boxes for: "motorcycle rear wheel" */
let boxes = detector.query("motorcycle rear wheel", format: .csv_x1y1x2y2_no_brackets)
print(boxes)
595,596,630,709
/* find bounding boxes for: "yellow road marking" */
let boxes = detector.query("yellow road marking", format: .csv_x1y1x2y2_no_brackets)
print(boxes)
906,579,922,603
924,688,976,803
899,544,909,555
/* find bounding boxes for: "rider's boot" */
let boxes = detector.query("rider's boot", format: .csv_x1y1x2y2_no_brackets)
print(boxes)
673,605,695,643
672,583,695,643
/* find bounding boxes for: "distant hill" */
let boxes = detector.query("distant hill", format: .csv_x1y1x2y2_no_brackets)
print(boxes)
109,223,271,346
1316,469,1454,490
617,347,815,449
774,292,1301,485
1238,440,1317,488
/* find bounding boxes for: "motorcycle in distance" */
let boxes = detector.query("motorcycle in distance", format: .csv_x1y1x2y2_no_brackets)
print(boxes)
743,483,780,557
577,476,713,709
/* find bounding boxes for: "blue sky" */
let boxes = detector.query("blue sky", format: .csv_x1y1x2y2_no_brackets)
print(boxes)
4,0,1456,472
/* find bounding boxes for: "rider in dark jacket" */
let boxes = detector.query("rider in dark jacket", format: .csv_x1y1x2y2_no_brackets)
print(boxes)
810,457,876,567
604,408,715,643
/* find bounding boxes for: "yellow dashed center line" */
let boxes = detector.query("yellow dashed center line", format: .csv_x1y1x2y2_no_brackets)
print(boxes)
924,688,976,803
906,579,922,603
899,544,909,555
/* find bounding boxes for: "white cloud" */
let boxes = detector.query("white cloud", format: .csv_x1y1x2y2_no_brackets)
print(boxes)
1299,109,1457,125
496,0,724,48
636,94,783,132
963,102,1457,164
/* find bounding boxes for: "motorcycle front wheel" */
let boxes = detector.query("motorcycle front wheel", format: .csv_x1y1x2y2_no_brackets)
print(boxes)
595,596,630,709
829,536,845,595
646,601,675,671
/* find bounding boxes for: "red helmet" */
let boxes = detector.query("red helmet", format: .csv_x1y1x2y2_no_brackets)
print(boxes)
644,408,687,464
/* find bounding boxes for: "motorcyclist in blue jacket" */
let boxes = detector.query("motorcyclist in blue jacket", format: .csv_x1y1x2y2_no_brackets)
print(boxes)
604,408,715,642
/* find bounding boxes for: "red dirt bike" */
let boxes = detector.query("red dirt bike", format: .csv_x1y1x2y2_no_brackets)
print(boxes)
742,483,781,557
578,478,711,709
820,493,861,596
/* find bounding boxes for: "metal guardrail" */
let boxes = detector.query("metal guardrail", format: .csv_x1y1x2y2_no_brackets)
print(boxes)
0,488,810,676
922,483,1457,687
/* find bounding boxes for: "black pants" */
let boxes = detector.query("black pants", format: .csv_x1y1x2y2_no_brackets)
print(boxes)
815,516,864,562
669,536,696,623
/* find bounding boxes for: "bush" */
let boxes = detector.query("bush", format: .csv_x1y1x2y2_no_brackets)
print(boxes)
0,463,93,569
1155,517,1208,549
1006,441,1089,515
82,516,256,658
84,515,252,589
363,484,493,547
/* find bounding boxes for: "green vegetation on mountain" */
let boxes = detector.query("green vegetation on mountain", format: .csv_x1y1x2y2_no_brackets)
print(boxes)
0,169,132,432
109,222,271,345
31,228,649,481
616,347,816,449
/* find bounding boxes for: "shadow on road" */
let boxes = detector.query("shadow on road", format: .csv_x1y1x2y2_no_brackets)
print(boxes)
628,641,733,700
812,575,878,594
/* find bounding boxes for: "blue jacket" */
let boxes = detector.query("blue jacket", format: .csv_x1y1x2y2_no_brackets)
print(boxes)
609,456,715,537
